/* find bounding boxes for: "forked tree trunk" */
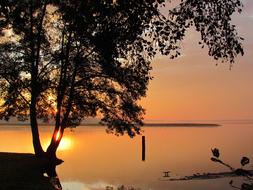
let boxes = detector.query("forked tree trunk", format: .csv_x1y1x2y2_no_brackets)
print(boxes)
46,126,64,164
46,142,59,159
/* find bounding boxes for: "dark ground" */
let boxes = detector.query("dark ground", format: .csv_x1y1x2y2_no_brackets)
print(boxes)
0,152,55,190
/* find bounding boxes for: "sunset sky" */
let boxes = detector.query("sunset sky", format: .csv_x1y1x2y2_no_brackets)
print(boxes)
141,0,253,122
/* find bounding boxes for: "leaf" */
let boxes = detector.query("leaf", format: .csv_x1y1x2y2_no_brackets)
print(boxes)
211,148,220,158
241,157,250,166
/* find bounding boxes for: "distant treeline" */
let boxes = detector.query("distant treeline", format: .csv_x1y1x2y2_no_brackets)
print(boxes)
0,122,220,127
143,123,220,127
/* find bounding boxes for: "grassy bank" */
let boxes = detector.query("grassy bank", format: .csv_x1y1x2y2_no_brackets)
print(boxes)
0,152,55,190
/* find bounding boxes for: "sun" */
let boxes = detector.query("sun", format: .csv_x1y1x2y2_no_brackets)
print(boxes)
58,137,72,151
43,135,73,152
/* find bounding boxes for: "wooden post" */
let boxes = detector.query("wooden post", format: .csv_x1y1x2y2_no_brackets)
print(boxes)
142,135,145,161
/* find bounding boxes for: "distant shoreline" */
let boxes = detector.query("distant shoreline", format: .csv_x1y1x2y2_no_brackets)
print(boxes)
143,123,220,127
0,122,220,127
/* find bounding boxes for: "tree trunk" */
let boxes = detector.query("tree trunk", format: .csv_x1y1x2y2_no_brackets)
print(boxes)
28,0,44,157
30,99,44,156
46,142,59,159
46,127,64,164
30,123,44,156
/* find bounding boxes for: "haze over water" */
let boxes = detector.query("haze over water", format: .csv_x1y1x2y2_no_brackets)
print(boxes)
1,121,253,190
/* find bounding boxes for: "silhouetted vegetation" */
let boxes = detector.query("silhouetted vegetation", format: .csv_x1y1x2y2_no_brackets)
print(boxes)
211,148,253,190
0,0,244,160
167,148,253,190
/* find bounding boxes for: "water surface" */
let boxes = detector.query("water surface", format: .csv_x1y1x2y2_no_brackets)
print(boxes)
0,122,253,190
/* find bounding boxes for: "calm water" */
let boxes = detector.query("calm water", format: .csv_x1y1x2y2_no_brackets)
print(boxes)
0,122,253,190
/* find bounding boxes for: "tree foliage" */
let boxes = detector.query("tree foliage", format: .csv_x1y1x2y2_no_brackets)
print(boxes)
0,0,244,156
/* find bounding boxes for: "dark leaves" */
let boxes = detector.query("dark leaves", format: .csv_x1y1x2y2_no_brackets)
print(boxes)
211,148,253,189
241,157,250,166
168,0,244,64
211,148,220,158
0,0,245,137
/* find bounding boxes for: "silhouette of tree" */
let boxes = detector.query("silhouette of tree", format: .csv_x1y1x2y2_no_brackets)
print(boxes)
0,0,244,160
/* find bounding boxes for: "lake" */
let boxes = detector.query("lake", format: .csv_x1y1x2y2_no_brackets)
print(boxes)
0,122,253,190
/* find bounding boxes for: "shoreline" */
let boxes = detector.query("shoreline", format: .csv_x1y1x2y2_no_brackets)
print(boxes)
0,152,55,190
143,123,220,127
0,122,220,127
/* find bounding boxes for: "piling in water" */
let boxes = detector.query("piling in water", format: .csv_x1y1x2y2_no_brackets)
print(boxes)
142,136,145,161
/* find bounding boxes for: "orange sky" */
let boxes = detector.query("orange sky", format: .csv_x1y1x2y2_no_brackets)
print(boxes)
141,0,253,121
